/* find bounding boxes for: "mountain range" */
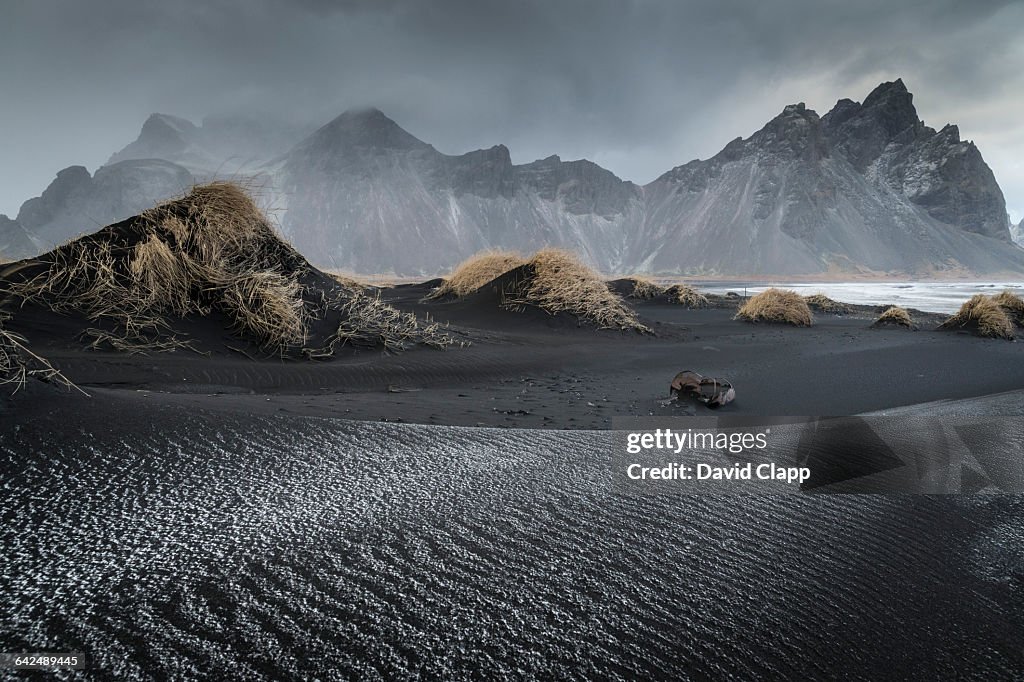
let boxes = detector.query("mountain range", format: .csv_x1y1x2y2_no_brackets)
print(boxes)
3,79,1023,276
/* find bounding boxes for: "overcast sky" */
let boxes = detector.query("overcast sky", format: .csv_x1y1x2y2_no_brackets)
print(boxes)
2,0,1022,220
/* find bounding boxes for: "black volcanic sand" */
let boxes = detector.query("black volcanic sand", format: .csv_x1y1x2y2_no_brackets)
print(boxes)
2,401,1023,679
3,280,1024,427
3,286,1024,680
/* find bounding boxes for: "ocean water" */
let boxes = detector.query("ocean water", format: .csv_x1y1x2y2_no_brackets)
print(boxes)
693,281,1024,314
2,410,1022,679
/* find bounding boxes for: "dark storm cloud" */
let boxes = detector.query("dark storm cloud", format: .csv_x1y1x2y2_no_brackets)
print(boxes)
2,0,1022,218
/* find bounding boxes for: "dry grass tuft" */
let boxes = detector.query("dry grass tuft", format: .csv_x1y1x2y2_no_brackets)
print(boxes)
667,284,710,308
873,306,913,328
222,271,306,348
993,289,1024,326
309,290,462,356
426,250,526,299
503,249,649,332
6,182,311,354
421,248,646,331
130,234,193,316
627,277,665,300
804,293,850,314
940,295,1015,339
735,288,813,326
499,248,651,329
0,312,85,394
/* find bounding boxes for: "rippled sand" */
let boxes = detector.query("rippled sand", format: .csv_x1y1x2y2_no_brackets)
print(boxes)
2,411,1023,679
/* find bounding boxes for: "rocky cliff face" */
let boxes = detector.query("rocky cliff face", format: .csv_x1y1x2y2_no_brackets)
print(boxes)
8,81,1023,275
1012,218,1024,246
0,214,37,260
15,160,194,249
825,80,1008,240
276,109,642,273
274,84,1022,275
634,80,1021,275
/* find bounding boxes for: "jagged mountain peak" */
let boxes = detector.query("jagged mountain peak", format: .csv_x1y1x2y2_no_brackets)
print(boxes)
9,79,1020,276
766,101,819,128
303,107,431,153
860,78,921,137
107,113,197,166
738,100,828,162
53,165,91,182
821,79,926,171
13,160,193,248
465,143,512,160
0,213,39,259
865,77,907,98
333,106,389,122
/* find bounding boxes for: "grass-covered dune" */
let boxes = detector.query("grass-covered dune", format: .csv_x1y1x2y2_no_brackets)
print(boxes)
0,182,458,359
427,248,650,332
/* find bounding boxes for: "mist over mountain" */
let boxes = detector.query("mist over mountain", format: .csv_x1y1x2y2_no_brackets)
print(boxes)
274,108,644,273
107,113,309,176
263,80,1024,275
0,115,306,259
3,80,1022,276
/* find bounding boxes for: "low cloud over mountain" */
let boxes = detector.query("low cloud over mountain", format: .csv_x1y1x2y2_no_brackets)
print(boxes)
4,80,1022,276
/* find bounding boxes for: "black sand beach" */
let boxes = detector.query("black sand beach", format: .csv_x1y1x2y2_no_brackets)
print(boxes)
2,399,1024,679
3,264,1024,680
3,281,1024,428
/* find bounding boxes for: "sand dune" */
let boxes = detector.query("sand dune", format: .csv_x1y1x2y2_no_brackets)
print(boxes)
2,399,1022,678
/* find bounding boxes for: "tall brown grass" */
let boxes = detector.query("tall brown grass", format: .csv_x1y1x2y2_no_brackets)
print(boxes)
939,295,1015,339
7,182,307,352
735,288,813,326
993,290,1024,326
310,290,460,356
502,249,649,332
5,182,456,355
426,250,526,299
